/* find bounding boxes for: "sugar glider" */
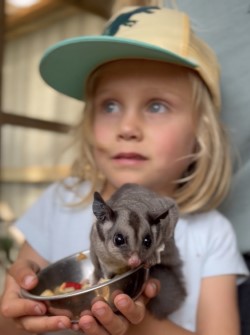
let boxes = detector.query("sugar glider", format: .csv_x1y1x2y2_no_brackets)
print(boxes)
90,183,186,319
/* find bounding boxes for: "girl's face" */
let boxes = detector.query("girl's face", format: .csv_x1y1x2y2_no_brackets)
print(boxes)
91,60,196,198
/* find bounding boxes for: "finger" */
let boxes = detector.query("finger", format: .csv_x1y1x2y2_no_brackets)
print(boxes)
2,301,46,319
15,315,72,333
1,293,46,318
1,275,46,318
114,294,145,325
143,279,160,299
79,314,109,335
90,300,129,335
8,260,40,289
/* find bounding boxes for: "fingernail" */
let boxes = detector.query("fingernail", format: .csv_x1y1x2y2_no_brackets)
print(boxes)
58,321,67,329
94,307,106,317
72,323,79,331
82,321,92,329
150,282,157,291
34,305,44,315
117,298,128,308
23,275,36,287
135,300,144,309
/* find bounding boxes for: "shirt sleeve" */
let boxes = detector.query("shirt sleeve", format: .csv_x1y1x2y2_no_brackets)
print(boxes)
15,183,59,261
201,212,249,282
16,181,94,263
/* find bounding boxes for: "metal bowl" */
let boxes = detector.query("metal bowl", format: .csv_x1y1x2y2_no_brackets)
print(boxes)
21,250,148,322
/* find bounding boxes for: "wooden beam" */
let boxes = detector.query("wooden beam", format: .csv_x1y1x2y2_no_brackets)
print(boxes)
6,0,79,40
67,0,114,19
1,165,70,183
5,0,113,40
0,111,72,133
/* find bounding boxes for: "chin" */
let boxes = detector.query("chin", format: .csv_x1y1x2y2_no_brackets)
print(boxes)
115,180,171,196
109,178,151,192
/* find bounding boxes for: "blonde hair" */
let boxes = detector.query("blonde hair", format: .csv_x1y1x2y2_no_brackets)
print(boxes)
67,64,232,214
175,73,232,213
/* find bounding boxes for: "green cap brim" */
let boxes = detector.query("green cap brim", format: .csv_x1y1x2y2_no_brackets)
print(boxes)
39,36,197,101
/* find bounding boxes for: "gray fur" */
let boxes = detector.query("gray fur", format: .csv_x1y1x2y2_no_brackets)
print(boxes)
90,183,186,319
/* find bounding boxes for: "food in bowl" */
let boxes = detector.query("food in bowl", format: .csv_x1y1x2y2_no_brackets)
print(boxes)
40,278,109,296
40,280,89,296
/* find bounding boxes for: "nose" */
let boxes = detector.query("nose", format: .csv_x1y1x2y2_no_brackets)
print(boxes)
117,110,142,141
128,252,141,268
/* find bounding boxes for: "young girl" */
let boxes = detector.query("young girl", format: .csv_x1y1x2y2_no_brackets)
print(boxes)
1,4,249,335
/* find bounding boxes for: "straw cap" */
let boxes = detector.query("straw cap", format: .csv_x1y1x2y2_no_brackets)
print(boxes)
40,6,221,109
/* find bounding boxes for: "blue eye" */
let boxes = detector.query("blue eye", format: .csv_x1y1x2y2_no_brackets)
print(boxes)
149,102,168,113
104,101,120,113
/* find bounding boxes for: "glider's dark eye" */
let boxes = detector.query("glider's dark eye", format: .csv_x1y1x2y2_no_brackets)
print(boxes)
143,234,152,249
114,233,126,247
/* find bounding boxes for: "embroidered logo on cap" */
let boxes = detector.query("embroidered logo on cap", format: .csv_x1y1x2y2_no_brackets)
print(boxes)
103,6,160,36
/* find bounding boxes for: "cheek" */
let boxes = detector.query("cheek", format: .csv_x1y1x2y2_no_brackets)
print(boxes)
153,124,196,164
92,119,114,169
93,120,111,146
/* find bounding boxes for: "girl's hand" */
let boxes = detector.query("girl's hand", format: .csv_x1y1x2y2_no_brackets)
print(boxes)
1,259,72,333
77,279,159,335
1,253,159,334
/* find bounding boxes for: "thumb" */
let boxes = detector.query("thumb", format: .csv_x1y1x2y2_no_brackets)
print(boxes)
8,259,40,290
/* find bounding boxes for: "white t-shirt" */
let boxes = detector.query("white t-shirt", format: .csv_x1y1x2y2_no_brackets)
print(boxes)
16,181,249,333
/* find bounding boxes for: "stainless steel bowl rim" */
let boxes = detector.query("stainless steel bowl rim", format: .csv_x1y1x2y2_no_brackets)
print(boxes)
21,263,147,301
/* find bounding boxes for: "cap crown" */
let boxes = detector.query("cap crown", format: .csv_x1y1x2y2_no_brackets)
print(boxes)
40,6,220,109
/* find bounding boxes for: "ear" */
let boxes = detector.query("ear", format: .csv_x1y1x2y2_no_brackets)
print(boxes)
149,198,179,239
92,192,114,222
164,202,179,239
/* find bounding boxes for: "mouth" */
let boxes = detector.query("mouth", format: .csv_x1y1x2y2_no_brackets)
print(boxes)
112,153,148,166
113,153,147,160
